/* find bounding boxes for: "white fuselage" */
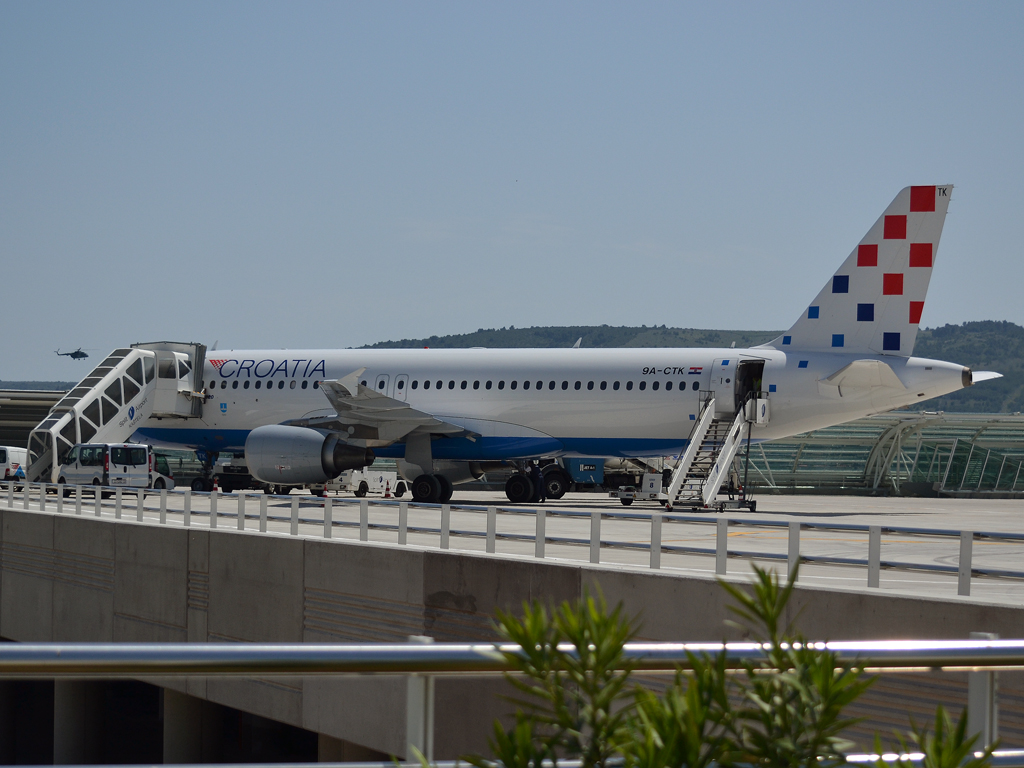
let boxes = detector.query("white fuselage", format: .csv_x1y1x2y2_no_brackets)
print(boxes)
132,347,968,461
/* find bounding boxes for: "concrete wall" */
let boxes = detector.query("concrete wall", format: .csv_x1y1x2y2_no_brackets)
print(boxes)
1,506,1021,758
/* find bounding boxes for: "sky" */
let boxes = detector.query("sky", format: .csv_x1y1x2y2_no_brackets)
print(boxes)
2,2,1023,379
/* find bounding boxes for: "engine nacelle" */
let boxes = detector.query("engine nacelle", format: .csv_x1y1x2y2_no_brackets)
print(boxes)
245,425,374,485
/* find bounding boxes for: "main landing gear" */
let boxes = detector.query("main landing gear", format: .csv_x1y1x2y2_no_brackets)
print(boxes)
411,474,454,503
503,466,572,503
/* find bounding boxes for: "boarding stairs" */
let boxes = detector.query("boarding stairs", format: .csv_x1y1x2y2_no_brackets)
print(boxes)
25,342,207,484
665,393,761,510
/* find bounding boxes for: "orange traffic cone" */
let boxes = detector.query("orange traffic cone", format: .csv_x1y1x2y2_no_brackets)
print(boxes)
384,480,391,498
213,477,219,491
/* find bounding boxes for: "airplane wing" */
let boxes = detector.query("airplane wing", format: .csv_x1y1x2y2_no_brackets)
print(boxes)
283,367,472,447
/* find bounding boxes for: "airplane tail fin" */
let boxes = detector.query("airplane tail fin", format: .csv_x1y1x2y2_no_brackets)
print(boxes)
766,185,953,356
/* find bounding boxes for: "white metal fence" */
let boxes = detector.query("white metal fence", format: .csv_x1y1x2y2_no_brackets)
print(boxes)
4,481,1024,598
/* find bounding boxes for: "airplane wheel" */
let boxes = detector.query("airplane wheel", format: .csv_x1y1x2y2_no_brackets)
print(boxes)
436,475,453,502
543,469,570,500
504,474,534,504
412,474,441,503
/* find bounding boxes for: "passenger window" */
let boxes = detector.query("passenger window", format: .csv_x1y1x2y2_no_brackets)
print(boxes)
461,381,467,389
290,380,296,389
397,380,404,389
548,381,555,390
536,381,542,390
473,381,480,390
103,397,119,425
232,381,239,389
105,380,122,406
361,380,368,386
126,358,144,385
255,381,262,390
301,380,307,389
498,381,505,390
278,380,285,389
448,380,455,389
574,381,581,390
600,381,607,390
692,381,699,391
640,381,647,391
562,381,568,390
412,381,418,389
613,381,620,390
486,381,492,390
61,420,76,448
666,381,673,391
587,381,594,390
511,381,518,390
221,381,227,389
82,399,101,427
244,381,250,389
626,381,633,391
209,380,216,389
79,418,96,444
423,380,430,389
436,380,442,389
313,381,320,389
652,381,659,391
123,375,140,402
523,381,531,390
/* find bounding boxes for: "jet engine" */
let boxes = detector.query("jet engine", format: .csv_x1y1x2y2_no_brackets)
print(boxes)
245,425,374,485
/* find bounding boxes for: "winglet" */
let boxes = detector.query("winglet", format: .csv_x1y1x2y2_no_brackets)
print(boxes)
335,367,367,398
572,337,582,349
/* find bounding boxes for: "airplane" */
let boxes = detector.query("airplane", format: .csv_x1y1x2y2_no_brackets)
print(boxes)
55,348,89,360
40,185,1001,504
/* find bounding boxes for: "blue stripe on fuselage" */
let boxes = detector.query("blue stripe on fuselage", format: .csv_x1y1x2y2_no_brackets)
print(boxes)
132,426,691,460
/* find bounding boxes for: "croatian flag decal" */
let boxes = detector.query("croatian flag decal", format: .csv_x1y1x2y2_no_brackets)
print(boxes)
688,367,703,375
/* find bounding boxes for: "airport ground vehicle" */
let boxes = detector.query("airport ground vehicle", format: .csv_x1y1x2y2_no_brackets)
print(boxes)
310,469,405,498
1,446,27,485
57,443,171,491
608,471,667,506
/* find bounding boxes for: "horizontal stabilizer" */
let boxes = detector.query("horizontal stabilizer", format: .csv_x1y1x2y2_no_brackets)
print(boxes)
972,371,1003,384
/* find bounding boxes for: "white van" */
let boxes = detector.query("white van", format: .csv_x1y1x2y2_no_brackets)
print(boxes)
58,443,166,491
1,446,27,485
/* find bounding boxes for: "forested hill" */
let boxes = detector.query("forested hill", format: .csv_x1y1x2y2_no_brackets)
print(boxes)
364,321,1024,413
363,325,781,350
913,321,1024,413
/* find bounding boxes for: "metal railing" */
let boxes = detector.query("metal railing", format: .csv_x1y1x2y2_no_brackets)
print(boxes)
3,638,1024,675
0,640,1021,766
4,480,1023,597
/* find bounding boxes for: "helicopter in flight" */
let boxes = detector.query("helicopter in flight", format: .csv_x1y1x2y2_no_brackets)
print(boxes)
55,348,89,360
